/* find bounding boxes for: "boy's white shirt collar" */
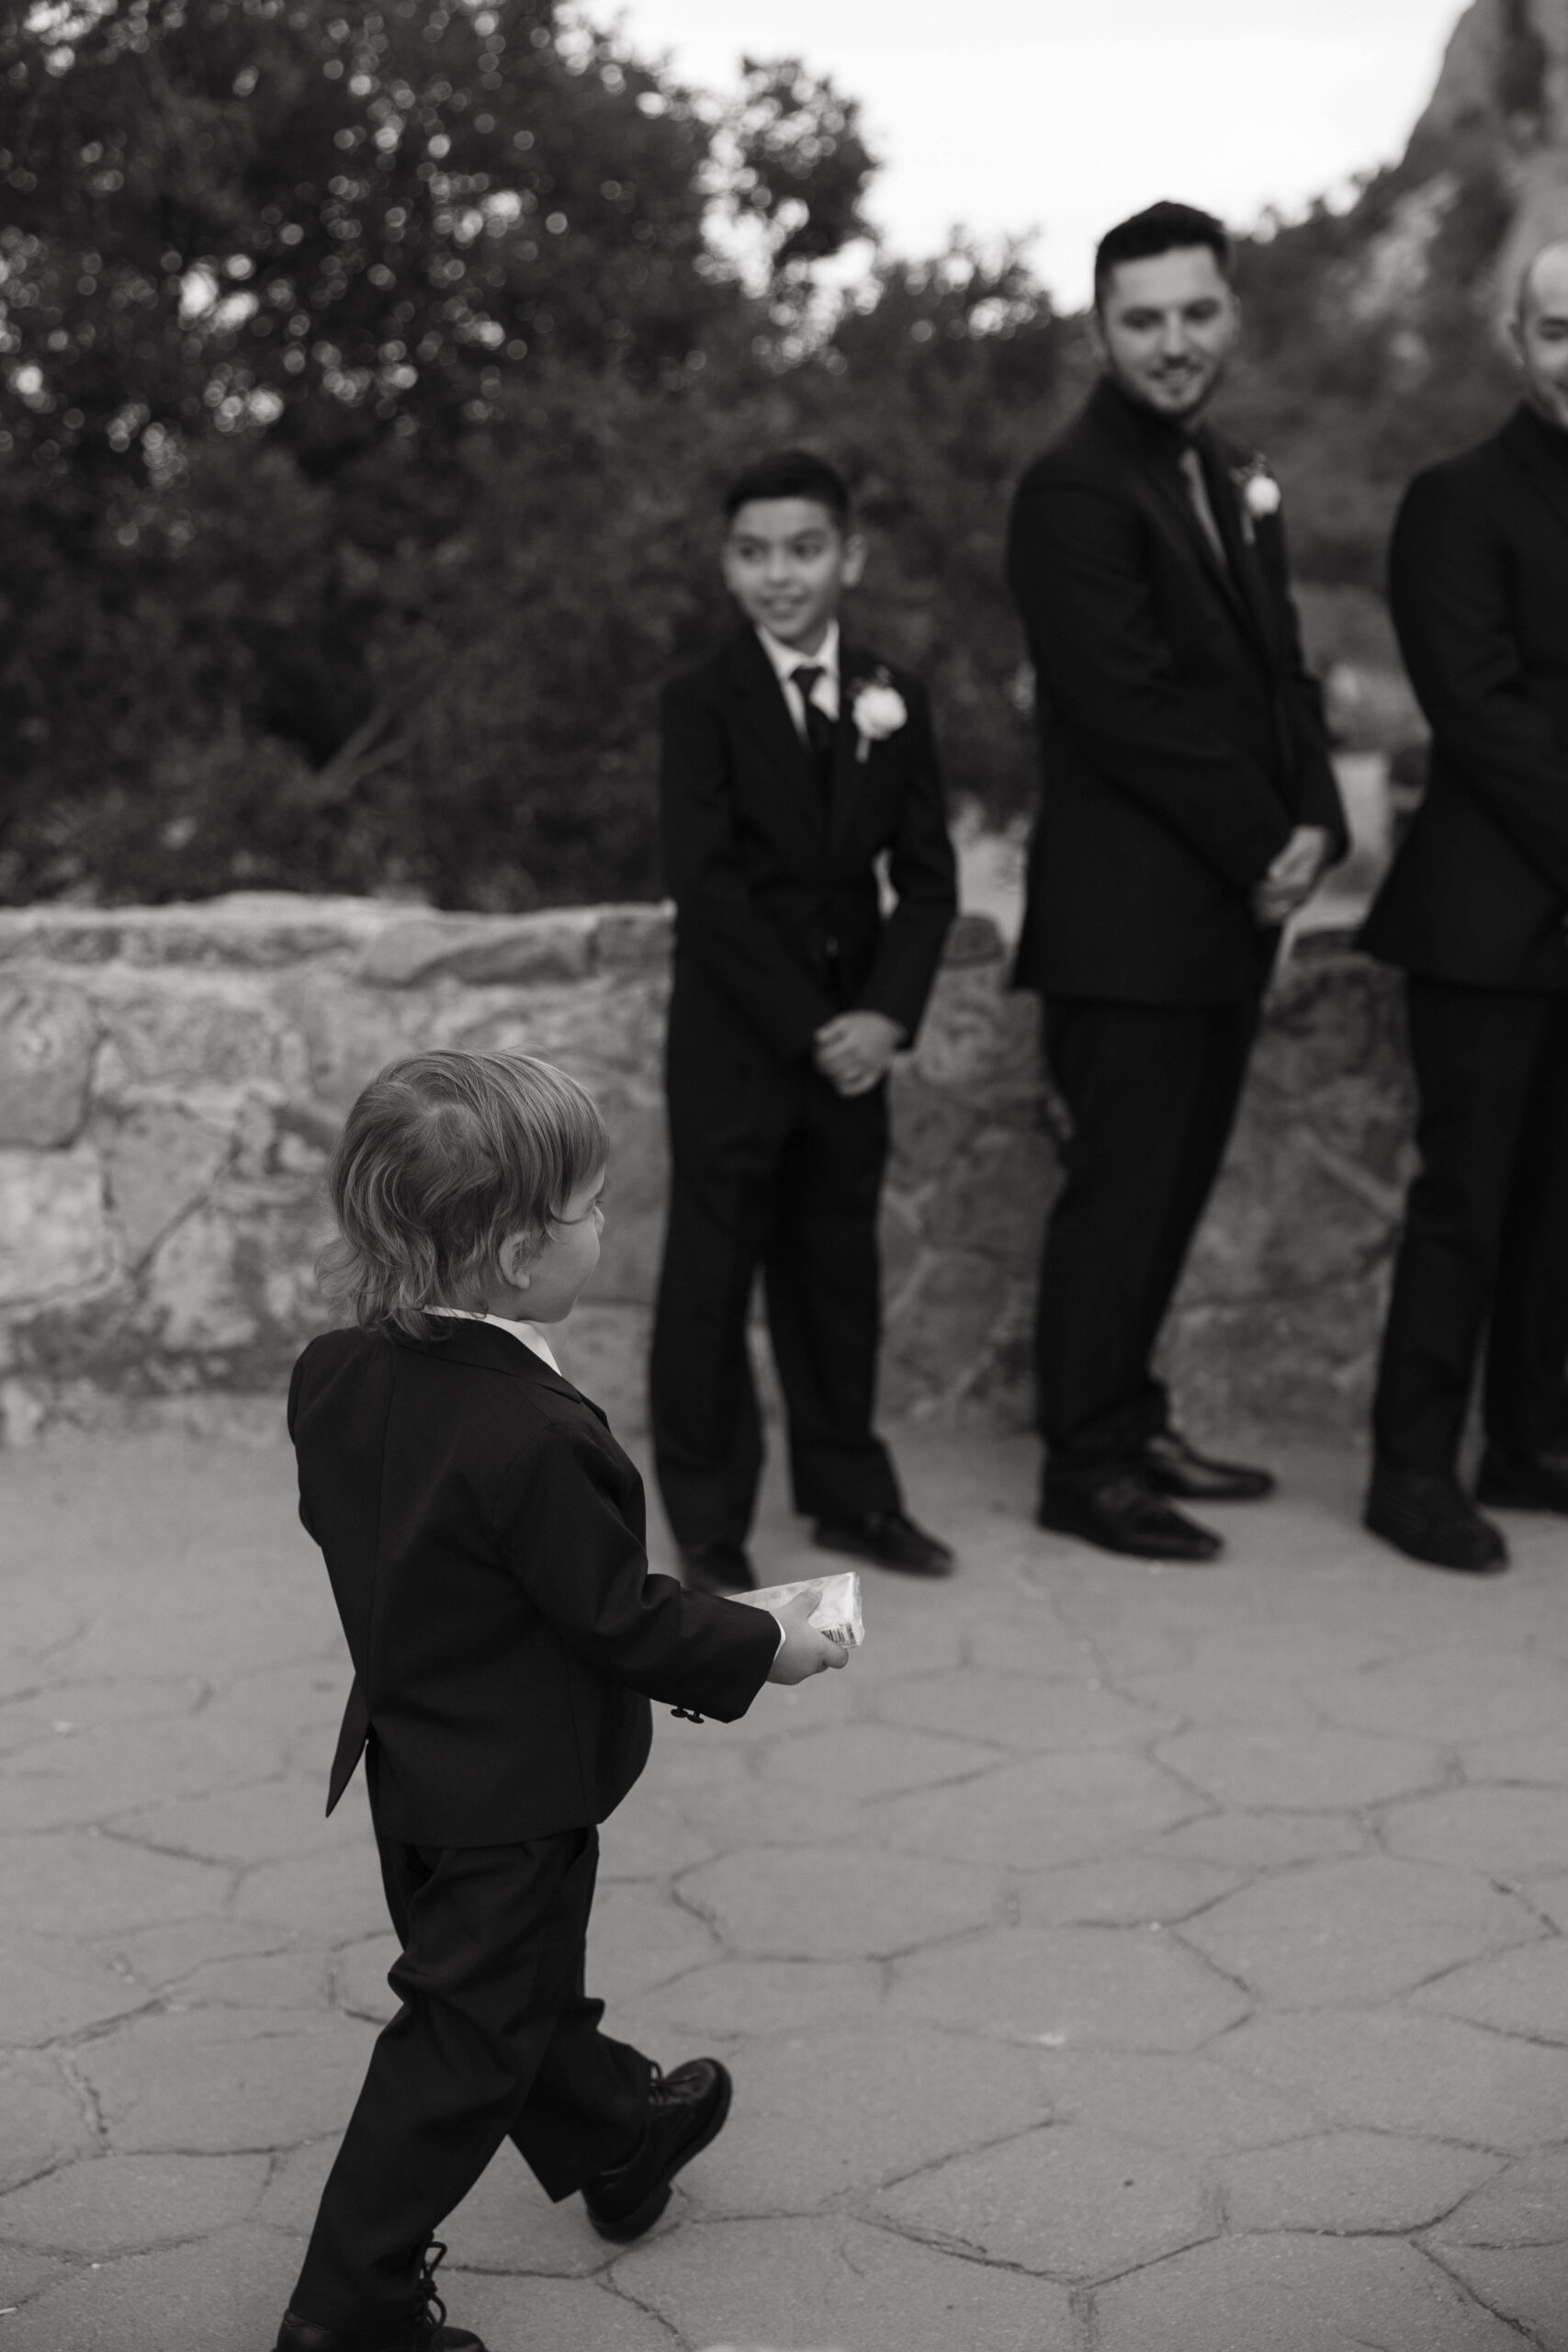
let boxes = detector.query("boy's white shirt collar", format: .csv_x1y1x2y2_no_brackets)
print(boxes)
757,618,840,728
429,1307,560,1374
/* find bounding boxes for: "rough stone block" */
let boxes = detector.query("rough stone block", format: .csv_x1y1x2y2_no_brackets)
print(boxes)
79,2005,374,2154
1155,1723,1443,1811
1034,2045,1328,2154
634,1957,886,2039
758,1721,1000,1803
358,910,595,988
0,1146,112,1308
670,2024,1048,2213
96,982,307,1091
878,1748,1198,1870
0,979,95,1146
874,1665,1174,1752
1091,2232,1524,2352
0,2222,298,2352
0,2152,268,2256
873,2121,1214,2279
1213,2007,1568,2146
0,1828,230,1936
1382,1784,1568,1877
1215,2131,1499,2234
99,1101,234,1265
0,2052,96,2195
593,903,673,974
1431,2248,1568,2352
1435,2149,1568,2247
1182,1857,1540,2008
890,1920,1249,2050
615,2215,1078,2352
0,1928,152,2044
676,1842,1000,1962
1412,1937,1568,2042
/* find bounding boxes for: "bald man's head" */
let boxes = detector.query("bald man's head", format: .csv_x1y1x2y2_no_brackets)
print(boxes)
1511,239,1568,432
1515,237,1568,327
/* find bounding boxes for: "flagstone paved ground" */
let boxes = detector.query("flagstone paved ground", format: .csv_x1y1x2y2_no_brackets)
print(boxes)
4,1415,1568,2351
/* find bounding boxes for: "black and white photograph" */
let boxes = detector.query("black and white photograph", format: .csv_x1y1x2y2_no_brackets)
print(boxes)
3,0,1568,2346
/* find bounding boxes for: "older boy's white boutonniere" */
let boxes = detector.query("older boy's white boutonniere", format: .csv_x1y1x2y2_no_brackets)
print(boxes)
1232,455,1282,540
851,670,907,765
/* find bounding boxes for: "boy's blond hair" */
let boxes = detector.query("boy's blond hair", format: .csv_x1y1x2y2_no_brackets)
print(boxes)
319,1051,607,1340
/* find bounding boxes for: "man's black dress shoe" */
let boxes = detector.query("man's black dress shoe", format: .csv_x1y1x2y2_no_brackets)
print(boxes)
1477,1447,1568,1514
583,2057,733,2242
1144,1430,1276,1503
276,2242,485,2352
679,1540,754,1594
811,1509,954,1576
1040,1470,1223,1562
1364,1464,1508,1573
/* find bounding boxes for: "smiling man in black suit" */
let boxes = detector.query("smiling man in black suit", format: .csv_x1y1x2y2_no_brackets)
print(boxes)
1007,201,1346,1563
1360,239,1568,1575
651,449,957,1592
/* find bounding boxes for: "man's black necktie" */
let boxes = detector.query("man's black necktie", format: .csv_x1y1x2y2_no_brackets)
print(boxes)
790,663,837,813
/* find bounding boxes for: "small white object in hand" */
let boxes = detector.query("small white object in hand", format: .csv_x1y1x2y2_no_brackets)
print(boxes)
733,1570,864,1645
851,674,907,763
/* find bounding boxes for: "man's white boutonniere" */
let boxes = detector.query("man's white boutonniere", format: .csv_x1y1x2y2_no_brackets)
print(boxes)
851,669,908,764
1232,455,1282,538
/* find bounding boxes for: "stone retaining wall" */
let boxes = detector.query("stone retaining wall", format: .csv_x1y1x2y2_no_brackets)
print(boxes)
0,894,1414,1448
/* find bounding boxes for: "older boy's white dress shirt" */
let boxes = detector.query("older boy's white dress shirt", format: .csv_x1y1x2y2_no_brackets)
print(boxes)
757,619,840,743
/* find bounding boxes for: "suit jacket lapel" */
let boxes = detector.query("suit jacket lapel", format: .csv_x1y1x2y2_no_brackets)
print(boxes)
1503,404,1568,548
829,644,869,846
1090,381,1264,651
718,628,824,865
1197,432,1282,674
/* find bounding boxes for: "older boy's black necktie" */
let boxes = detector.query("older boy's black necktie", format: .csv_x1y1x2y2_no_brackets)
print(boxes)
790,662,836,814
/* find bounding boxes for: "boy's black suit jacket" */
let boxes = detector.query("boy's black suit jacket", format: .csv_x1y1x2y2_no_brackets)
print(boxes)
659,627,957,1069
288,1319,781,1846
1360,404,1568,992
1007,377,1346,1006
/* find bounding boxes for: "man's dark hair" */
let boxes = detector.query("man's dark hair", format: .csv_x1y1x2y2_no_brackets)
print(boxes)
723,447,852,527
1093,201,1232,307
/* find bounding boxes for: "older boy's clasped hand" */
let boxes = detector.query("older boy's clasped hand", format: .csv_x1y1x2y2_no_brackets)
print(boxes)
813,1010,902,1097
765,1589,852,1683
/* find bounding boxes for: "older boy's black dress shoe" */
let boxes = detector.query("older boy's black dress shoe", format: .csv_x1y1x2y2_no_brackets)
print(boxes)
1477,1447,1568,1514
812,1509,954,1575
679,1540,754,1593
1040,1470,1223,1562
276,2242,485,2352
583,2056,732,2242
1144,1430,1276,1503
1364,1464,1508,1573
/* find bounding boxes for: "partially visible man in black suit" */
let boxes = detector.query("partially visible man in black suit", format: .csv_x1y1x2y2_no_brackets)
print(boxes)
651,450,957,1592
1360,239,1568,1575
1007,201,1346,1562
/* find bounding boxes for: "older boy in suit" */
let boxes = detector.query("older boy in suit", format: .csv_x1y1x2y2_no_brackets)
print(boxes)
1361,239,1568,1574
651,449,958,1592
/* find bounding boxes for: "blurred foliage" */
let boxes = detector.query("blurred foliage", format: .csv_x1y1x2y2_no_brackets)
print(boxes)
0,0,1528,905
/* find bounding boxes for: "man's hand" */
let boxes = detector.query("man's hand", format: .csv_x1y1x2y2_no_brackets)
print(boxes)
813,1010,903,1097
1253,824,1331,928
765,1589,852,1684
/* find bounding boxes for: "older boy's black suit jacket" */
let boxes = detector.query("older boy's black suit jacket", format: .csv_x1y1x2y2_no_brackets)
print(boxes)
1360,405,1568,991
288,1319,780,1847
1007,377,1345,1006
659,627,956,1069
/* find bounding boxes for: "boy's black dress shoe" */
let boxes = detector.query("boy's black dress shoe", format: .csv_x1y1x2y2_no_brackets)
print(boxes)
1477,1447,1568,1514
1364,1464,1508,1573
276,2242,485,2352
583,2056,733,2242
1040,1470,1223,1562
811,1509,954,1576
679,1540,754,1593
1144,1430,1276,1503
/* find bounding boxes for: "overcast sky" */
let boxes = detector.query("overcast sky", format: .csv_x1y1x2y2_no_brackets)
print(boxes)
598,0,1465,307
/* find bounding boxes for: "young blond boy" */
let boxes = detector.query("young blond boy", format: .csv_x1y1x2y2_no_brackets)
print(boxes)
275,1050,844,2352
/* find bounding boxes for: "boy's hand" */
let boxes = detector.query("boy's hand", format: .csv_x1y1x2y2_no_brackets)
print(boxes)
813,1011,902,1097
765,1589,852,1684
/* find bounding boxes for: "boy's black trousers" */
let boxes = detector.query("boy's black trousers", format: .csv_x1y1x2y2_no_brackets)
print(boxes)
291,1773,650,2326
651,1050,901,1548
